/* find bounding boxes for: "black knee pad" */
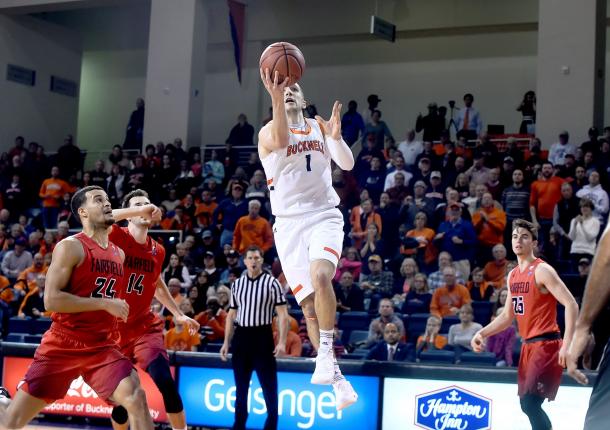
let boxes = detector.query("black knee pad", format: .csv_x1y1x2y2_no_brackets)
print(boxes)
111,405,129,425
147,354,183,413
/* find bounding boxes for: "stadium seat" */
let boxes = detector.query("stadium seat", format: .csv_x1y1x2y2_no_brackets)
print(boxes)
8,317,32,334
406,313,430,341
31,317,52,334
440,316,459,334
458,351,497,366
345,349,368,360
6,333,25,343
338,312,371,331
419,350,455,364
472,301,493,326
402,301,429,315
348,330,369,345
24,334,43,344
288,309,303,323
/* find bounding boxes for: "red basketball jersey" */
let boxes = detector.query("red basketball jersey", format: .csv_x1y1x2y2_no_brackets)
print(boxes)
109,224,166,326
52,232,125,336
508,258,560,340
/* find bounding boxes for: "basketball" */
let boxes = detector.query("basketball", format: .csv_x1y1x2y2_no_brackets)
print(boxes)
259,42,306,86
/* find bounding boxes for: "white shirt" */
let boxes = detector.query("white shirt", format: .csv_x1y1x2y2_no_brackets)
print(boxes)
455,107,482,134
548,142,576,166
576,184,610,220
397,139,423,167
384,169,413,191
261,118,340,217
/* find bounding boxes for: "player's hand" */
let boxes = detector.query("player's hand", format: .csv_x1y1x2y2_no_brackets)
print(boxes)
558,343,569,368
274,343,287,358
471,331,486,352
315,101,343,141
104,298,129,322
567,326,594,385
141,204,162,222
176,314,200,336
220,343,230,361
260,68,289,101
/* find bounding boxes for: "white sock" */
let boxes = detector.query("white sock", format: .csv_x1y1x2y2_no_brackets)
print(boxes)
319,329,334,355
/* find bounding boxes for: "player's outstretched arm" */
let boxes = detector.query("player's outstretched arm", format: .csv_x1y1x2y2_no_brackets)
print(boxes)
112,204,161,223
568,222,610,384
316,101,355,171
154,277,199,335
258,68,290,153
536,263,579,367
471,290,515,352
44,238,129,321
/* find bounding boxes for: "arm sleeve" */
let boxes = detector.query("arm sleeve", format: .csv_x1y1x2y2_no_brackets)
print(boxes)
326,136,355,171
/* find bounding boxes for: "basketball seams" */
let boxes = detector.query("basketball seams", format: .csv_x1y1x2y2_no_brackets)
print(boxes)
286,54,303,75
259,42,305,85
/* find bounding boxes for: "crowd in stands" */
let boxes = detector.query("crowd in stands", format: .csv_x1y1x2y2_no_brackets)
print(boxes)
1,90,608,367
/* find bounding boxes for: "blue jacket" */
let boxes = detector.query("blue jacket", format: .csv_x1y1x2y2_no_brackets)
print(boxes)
436,219,477,262
213,198,249,231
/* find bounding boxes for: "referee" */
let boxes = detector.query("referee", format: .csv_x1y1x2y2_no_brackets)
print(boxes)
220,245,288,430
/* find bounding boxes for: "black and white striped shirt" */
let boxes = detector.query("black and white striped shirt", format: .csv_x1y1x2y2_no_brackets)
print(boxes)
230,272,286,327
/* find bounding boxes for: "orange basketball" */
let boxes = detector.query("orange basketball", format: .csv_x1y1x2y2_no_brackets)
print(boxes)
259,42,306,86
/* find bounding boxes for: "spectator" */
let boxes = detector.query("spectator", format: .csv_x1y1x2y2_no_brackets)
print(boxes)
377,192,401,258
1,237,33,282
354,134,385,178
486,307,517,367
365,298,405,347
472,192,507,265
162,254,192,290
195,188,218,229
553,182,581,260
106,164,126,209
350,198,382,249
272,316,302,357
213,181,249,247
359,223,384,263
4,175,26,221
548,131,576,166
529,162,565,254
576,171,609,222
165,316,201,351
400,181,436,228
416,102,445,143
232,200,273,255
413,153,436,183
427,252,465,292
161,205,193,232
195,296,227,343
430,266,471,318
124,98,145,150
334,271,365,313
501,169,530,251
416,315,448,357
435,203,476,279
401,273,432,315
397,129,423,170
17,274,48,319
161,189,181,213
482,244,509,286
38,166,76,229
193,271,215,301
220,249,243,284
391,257,419,307
517,91,536,135
455,93,482,139
363,110,393,148
465,152,491,186
491,287,509,316
366,323,409,361
215,285,231,312
17,252,47,287
425,171,445,206
203,150,225,185
362,94,382,125
568,198,600,263
385,172,410,205
448,304,482,360
245,170,270,209
467,267,495,301
334,247,363,283
360,255,394,306
56,134,82,180
341,100,366,146
361,156,386,204
227,113,255,146
433,188,471,230
384,153,412,190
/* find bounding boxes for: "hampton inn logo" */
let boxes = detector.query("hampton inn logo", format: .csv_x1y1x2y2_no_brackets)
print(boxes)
415,385,491,430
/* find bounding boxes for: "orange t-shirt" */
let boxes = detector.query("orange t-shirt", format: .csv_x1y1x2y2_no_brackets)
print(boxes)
508,258,560,340
430,284,472,318
472,207,507,247
164,328,201,351
232,215,274,254
194,202,218,228
404,227,437,264
39,178,76,208
529,176,565,220
483,260,508,285
416,334,448,351
273,330,303,357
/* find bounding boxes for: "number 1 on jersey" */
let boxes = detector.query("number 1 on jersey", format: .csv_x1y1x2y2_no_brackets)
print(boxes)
305,154,312,172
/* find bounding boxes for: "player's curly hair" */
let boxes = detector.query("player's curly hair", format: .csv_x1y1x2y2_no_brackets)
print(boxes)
512,219,538,241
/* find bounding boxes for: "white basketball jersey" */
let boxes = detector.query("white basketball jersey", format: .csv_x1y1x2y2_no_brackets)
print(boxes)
261,118,340,217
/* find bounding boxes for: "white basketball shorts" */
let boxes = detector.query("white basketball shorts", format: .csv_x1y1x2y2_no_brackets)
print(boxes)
273,207,344,304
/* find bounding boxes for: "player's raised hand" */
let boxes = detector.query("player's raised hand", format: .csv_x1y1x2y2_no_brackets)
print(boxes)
315,101,343,141
141,204,162,222
567,326,594,385
471,331,486,353
260,68,289,100
176,314,200,336
105,298,129,322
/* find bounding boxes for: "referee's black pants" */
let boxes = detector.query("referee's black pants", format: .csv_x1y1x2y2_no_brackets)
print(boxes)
231,324,278,430
585,339,610,429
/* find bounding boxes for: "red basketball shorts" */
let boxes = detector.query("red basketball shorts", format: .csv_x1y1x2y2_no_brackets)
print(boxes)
517,338,563,400
119,316,168,371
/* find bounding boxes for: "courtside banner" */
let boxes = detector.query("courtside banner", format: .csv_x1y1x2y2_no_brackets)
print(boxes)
179,367,379,429
383,377,592,430
2,356,170,422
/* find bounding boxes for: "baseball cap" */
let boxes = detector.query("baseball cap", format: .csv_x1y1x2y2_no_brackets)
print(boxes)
227,250,239,258
578,257,591,266
431,171,442,179
15,237,26,247
368,254,382,263
414,180,427,188
367,94,381,103
204,251,215,258
503,156,514,163
202,230,213,239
